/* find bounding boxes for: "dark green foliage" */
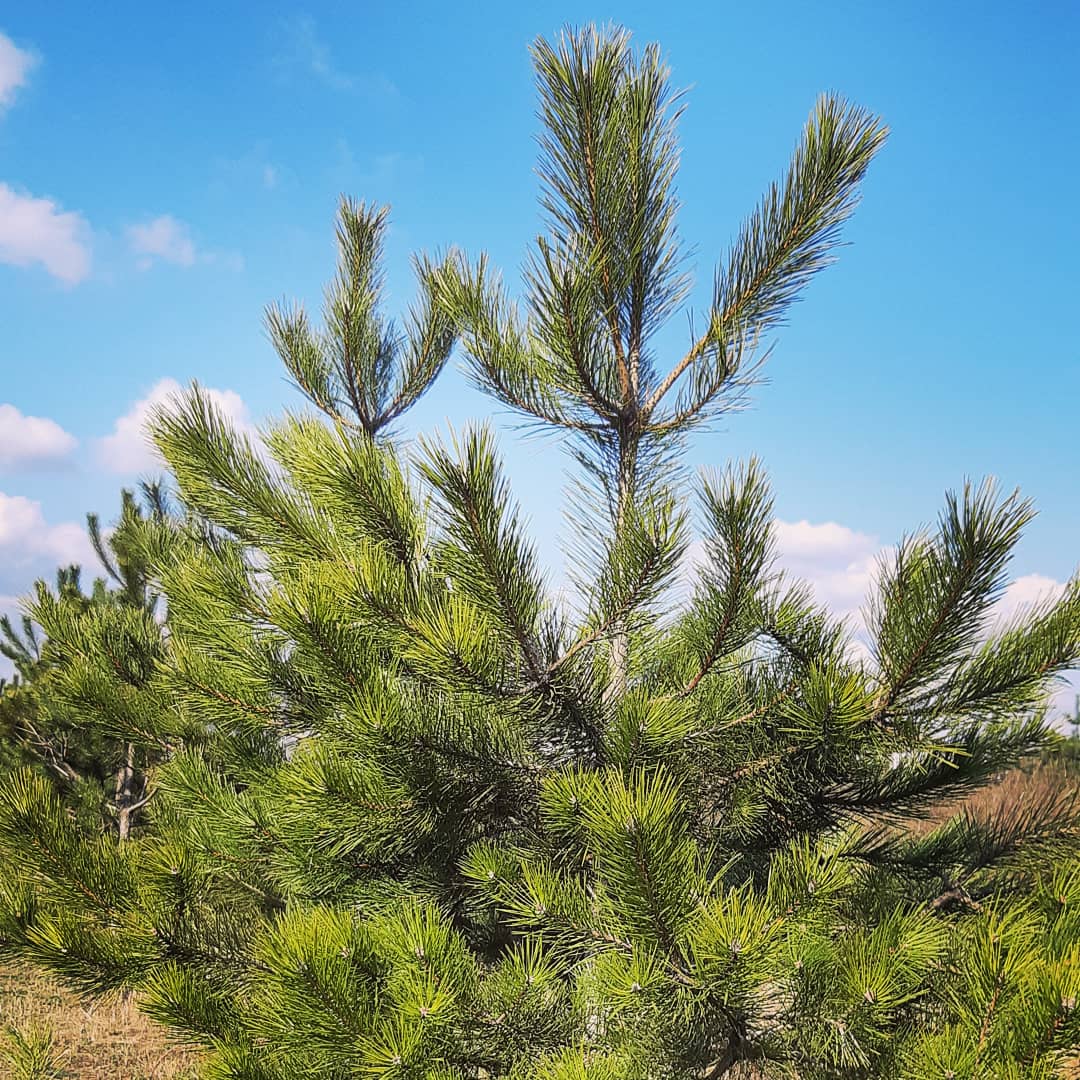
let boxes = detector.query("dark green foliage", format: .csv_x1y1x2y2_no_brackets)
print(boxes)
1,485,171,836
1,24,1079,1080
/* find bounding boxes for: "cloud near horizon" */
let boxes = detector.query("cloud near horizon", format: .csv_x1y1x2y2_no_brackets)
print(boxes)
684,513,1078,722
0,491,97,678
773,518,882,619
0,490,96,586
0,403,78,469
96,377,255,474
769,518,1077,722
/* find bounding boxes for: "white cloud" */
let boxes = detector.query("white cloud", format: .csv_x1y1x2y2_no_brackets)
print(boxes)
985,574,1080,727
0,491,96,573
773,519,882,619
0,403,77,469
279,15,355,91
773,521,1074,640
0,31,36,112
126,215,196,270
770,520,1080,726
96,377,254,474
0,493,97,680
682,518,883,632
0,593,23,678
692,514,1080,717
0,182,92,284
125,215,243,272
992,573,1068,626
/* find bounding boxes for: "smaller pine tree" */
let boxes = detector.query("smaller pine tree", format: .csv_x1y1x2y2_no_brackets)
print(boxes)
0,484,171,837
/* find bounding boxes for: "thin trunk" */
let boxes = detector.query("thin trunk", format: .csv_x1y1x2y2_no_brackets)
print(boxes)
115,742,135,841
604,434,638,709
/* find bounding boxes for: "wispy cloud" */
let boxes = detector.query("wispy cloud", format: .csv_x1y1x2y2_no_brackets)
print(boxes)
0,404,77,470
0,182,92,284
211,144,283,194
126,214,196,269
329,142,422,196
288,14,353,90
273,16,399,101
0,30,36,113
125,214,242,273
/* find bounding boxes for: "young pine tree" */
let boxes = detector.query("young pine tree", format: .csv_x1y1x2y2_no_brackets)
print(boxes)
0,484,171,837
2,26,1080,1080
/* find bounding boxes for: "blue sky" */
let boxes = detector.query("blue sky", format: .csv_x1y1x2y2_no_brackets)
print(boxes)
1,2,1078,711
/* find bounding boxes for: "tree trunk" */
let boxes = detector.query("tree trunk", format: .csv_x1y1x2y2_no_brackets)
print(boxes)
604,434,638,709
115,742,136,841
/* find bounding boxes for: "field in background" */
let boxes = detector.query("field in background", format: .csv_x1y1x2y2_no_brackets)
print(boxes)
914,755,1079,831
0,961,199,1079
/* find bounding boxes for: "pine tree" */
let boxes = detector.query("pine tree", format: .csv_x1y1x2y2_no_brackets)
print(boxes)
0,484,170,837
2,25,1080,1079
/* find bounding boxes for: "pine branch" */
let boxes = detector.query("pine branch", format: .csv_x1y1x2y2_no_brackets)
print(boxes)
645,95,887,420
676,460,775,696
269,199,453,438
420,426,548,682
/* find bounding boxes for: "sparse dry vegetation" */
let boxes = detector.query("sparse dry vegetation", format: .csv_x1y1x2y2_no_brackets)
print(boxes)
908,753,1080,836
0,961,199,1079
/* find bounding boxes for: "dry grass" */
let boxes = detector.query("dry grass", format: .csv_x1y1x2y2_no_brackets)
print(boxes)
0,960,200,1079
908,758,1080,837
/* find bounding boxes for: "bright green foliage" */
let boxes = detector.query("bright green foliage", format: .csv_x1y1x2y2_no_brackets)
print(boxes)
0,1024,67,1080
2,24,1080,1080
1,568,112,794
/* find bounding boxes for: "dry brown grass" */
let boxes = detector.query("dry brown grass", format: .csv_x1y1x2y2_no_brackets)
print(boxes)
907,758,1080,837
0,960,200,1079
